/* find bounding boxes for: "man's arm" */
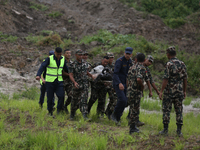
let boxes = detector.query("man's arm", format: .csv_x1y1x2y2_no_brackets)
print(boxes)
36,57,50,80
69,73,79,88
87,71,94,80
159,79,168,100
146,81,152,97
137,78,144,91
113,59,124,90
151,82,160,95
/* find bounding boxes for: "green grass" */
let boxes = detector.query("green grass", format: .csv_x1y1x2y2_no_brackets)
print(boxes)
193,102,200,108
25,34,44,43
119,0,200,28
183,97,192,106
29,2,48,11
48,11,62,18
0,92,200,149
0,32,18,43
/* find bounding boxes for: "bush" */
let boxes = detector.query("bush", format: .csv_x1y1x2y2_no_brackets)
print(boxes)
0,32,18,43
38,33,63,46
48,12,62,18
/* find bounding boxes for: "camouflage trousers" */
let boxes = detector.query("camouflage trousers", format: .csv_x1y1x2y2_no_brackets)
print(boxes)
162,94,183,125
83,81,89,103
64,83,73,108
71,87,88,114
128,91,142,125
88,85,107,115
105,87,117,115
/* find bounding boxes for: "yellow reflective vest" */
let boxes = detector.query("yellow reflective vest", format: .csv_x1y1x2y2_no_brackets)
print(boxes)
45,55,65,82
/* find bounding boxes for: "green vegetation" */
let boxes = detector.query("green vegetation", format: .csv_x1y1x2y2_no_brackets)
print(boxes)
183,97,192,106
38,33,63,46
25,34,44,43
29,1,48,11
0,0,7,5
48,11,62,18
193,102,200,108
0,93,199,149
119,0,200,28
0,32,18,43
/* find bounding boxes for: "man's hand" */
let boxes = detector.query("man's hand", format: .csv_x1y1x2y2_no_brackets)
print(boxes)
156,90,160,96
36,76,40,81
74,82,79,89
42,79,45,84
159,92,163,100
119,83,124,91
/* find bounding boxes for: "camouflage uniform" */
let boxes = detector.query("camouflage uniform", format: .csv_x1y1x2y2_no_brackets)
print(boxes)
69,59,88,114
88,62,107,115
63,60,73,109
162,57,187,125
105,55,117,116
127,62,149,125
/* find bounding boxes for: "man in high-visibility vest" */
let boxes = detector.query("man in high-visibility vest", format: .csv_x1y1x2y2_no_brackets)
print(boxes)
38,50,55,109
36,47,68,116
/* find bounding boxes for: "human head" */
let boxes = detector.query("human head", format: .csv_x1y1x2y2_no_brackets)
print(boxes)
54,47,62,60
124,47,133,60
133,52,141,63
64,49,71,60
106,52,114,64
137,53,145,62
49,50,54,56
83,51,88,60
75,49,83,62
144,55,154,66
101,56,109,67
166,46,176,59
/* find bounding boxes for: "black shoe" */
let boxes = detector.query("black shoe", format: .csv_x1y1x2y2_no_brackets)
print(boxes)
105,111,112,120
129,124,140,134
136,121,145,127
159,124,168,135
70,112,75,120
39,102,43,109
48,111,55,118
111,112,120,126
64,107,69,114
177,124,183,137
83,113,91,122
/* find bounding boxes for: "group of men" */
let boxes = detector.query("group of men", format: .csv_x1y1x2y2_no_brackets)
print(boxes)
36,46,187,136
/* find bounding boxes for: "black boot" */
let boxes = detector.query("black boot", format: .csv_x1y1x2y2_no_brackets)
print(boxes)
159,124,168,135
136,120,145,127
83,113,91,122
177,124,183,137
111,111,120,126
105,110,112,120
70,112,75,120
129,124,140,134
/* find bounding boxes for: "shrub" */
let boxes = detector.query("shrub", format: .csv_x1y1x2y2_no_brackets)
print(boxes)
0,32,18,43
29,2,48,11
48,12,62,18
38,33,63,46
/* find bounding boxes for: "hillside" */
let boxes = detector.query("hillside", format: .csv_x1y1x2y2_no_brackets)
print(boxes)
0,0,200,93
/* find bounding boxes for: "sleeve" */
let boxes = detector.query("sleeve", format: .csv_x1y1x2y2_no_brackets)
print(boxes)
63,60,68,73
181,62,188,79
36,57,50,77
68,63,74,74
163,62,170,79
113,60,122,85
137,67,147,80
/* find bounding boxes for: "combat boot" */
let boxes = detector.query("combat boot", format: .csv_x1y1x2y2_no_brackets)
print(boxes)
129,124,140,134
70,112,75,120
105,110,112,120
176,124,183,137
136,120,145,127
83,113,91,122
159,124,168,135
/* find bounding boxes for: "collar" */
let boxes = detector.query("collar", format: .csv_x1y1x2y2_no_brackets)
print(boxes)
53,54,63,60
170,57,177,61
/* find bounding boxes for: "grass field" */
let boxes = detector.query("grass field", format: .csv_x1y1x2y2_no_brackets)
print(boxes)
0,89,200,150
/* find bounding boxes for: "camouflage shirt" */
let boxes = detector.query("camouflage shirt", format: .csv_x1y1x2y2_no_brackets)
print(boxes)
127,62,149,94
69,60,88,88
163,57,187,98
107,62,115,73
63,60,73,86
145,66,154,84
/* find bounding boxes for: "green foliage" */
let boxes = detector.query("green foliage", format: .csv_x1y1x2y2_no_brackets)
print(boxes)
183,97,192,106
40,30,54,35
141,97,161,111
0,0,7,5
29,2,48,11
25,34,44,43
48,11,62,18
119,0,200,28
193,102,200,108
60,39,74,49
38,33,63,46
0,32,18,43
21,86,39,100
